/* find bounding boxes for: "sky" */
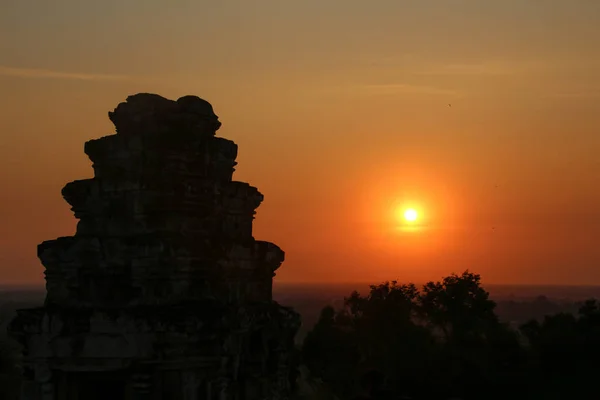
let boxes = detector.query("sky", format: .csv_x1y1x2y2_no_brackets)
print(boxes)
1,0,600,286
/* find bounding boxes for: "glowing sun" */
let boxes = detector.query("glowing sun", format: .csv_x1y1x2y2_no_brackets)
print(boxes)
403,208,418,222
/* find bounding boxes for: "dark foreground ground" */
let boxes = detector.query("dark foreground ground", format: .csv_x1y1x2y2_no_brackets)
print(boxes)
1,283,599,399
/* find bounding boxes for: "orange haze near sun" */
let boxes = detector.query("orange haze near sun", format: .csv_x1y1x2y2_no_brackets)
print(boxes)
2,1,600,286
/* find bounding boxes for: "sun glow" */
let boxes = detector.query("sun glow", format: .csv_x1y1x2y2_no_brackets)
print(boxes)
404,208,418,222
394,205,421,225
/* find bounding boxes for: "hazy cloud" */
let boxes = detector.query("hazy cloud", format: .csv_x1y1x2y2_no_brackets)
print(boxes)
413,62,525,76
549,90,600,99
411,58,600,77
360,83,460,96
0,66,129,81
313,81,461,98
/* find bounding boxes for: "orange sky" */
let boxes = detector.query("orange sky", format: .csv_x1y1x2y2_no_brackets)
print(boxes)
1,0,600,285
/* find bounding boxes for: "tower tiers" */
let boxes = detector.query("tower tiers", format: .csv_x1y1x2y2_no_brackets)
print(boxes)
61,179,263,236
84,134,239,182
9,93,300,400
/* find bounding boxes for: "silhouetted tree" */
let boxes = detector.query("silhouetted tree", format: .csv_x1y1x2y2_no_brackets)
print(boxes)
418,271,498,343
419,271,531,398
302,306,360,398
519,298,600,398
302,271,600,400
344,281,434,396
304,272,524,399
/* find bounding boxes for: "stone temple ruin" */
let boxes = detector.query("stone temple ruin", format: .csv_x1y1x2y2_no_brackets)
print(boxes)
8,94,301,400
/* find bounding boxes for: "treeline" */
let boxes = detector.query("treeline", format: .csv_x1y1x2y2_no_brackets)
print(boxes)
299,271,600,400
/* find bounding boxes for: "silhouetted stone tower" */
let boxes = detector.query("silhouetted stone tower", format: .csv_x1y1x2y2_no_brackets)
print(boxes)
9,94,300,400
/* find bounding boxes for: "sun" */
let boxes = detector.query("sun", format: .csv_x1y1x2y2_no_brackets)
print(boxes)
392,203,423,228
404,208,418,222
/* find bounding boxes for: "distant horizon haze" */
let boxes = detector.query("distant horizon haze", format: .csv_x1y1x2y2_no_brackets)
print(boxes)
3,281,600,291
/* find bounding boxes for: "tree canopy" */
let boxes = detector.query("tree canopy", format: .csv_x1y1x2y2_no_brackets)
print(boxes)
301,271,600,400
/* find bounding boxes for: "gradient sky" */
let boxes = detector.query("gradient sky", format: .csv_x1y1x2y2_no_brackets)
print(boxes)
1,0,600,285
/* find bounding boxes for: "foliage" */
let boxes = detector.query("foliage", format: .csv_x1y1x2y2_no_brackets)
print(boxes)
301,270,600,400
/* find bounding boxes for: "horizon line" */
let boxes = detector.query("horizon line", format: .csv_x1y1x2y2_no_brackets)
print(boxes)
274,281,600,288
3,282,600,291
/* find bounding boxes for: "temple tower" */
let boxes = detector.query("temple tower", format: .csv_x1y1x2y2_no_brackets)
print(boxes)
9,94,300,400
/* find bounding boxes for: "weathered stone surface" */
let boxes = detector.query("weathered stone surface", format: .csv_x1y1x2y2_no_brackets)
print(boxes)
9,94,300,400
108,93,222,136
